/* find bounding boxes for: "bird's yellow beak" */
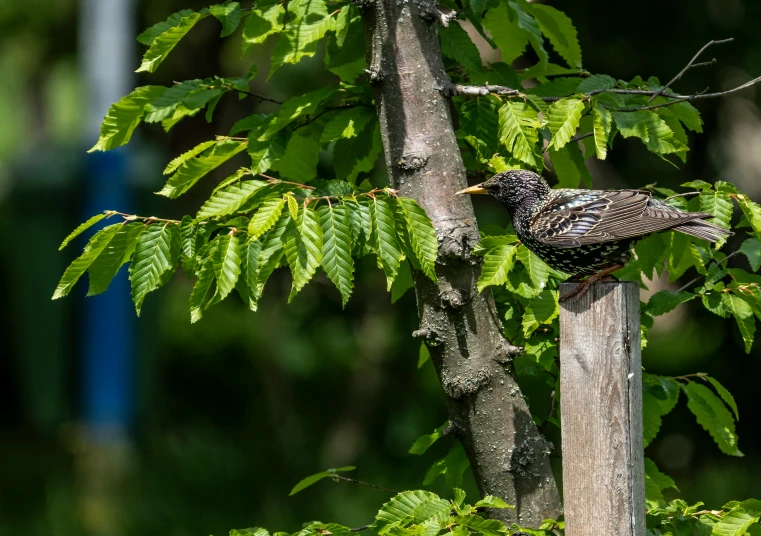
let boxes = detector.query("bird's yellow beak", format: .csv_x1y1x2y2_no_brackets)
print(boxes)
456,184,488,195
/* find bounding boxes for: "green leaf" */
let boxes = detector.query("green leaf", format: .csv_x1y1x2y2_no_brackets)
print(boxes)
593,103,612,159
242,2,286,51
159,139,248,198
455,514,506,536
197,180,267,219
137,12,204,73
439,22,483,74
611,110,686,156
498,100,540,168
289,466,355,496
473,496,512,509
526,3,582,68
251,216,289,301
190,260,216,324
508,1,548,68
284,205,323,301
705,376,739,421
374,490,442,533
138,9,195,45
86,223,144,296
390,260,414,304
53,224,122,299
164,140,217,175
740,238,761,271
210,2,242,37
271,132,320,181
320,107,374,144
397,197,438,282
143,81,202,123
324,28,366,83
547,98,586,149
459,96,501,162
208,235,242,304
89,86,166,152
258,87,335,141
371,196,404,291
712,500,761,536
517,246,549,289
248,196,286,240
334,123,382,183
483,4,527,64
700,190,733,230
59,213,111,250
578,74,616,93
642,374,681,447
270,0,333,76
645,457,677,503
418,342,430,369
682,382,742,456
477,242,518,292
409,422,449,455
670,101,703,133
230,528,270,536
548,143,591,189
738,195,761,240
129,224,181,315
522,290,559,337
319,204,354,306
724,293,755,353
646,290,696,316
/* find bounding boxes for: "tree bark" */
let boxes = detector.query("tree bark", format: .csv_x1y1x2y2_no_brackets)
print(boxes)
360,0,562,525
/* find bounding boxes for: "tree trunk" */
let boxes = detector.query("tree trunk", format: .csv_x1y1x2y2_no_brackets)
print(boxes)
360,0,563,525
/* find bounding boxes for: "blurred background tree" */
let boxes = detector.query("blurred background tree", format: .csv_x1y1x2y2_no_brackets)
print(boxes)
1,0,760,535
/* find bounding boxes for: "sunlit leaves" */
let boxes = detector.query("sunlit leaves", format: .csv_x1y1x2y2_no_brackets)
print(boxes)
289,466,355,496
498,100,540,168
682,382,742,456
210,235,242,303
593,104,612,159
646,290,696,316
319,204,354,306
482,4,526,64
397,198,438,282
270,0,334,76
284,205,324,301
258,87,336,141
700,190,733,229
137,12,204,73
611,110,686,157
89,86,165,152
242,1,285,51
642,373,680,447
248,196,286,240
87,223,145,296
209,2,242,37
474,236,518,292
526,3,581,69
372,196,404,290
522,290,559,337
197,180,267,219
129,223,181,315
458,96,500,163
58,213,111,250
53,224,123,299
159,139,248,198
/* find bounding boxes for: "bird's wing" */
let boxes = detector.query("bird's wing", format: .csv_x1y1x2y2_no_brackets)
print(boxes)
530,189,711,248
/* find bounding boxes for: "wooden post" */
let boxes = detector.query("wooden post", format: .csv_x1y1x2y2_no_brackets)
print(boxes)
559,281,645,536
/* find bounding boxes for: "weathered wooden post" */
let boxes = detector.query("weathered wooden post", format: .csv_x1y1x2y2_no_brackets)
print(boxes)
559,281,645,535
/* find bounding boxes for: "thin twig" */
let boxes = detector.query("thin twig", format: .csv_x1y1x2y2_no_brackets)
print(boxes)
350,526,371,532
105,210,181,224
676,250,741,293
173,80,283,105
648,38,734,102
568,131,593,144
331,474,398,494
664,191,702,201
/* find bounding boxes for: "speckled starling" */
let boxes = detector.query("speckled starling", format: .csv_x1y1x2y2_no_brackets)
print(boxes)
457,170,731,297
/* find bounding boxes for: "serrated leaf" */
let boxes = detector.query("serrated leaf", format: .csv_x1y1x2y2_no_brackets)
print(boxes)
87,223,144,296
704,376,739,421
271,132,320,181
269,0,333,76
593,103,612,159
522,290,559,337
129,224,181,315
455,514,506,536
724,293,755,353
409,422,449,456
206,234,242,305
397,197,438,282
547,98,585,149
320,107,374,144
242,2,286,51
670,101,703,133
700,190,733,229
517,246,549,289
682,382,742,456
289,466,355,496
508,1,548,68
143,81,202,123
474,496,512,509
498,100,540,167
53,225,122,299
138,9,195,45
459,96,501,162
287,194,299,221
190,259,216,323
578,74,616,93
645,457,677,503
197,180,267,219
210,2,241,37
477,243,518,292
59,213,111,250
230,529,270,536
740,238,761,271
248,196,286,240
375,490,442,532
253,216,289,300
159,139,248,198
319,204,354,306
164,140,217,175
370,196,404,290
646,290,696,316
548,143,591,189
439,22,483,74
334,122,382,183
483,4,527,64
612,110,686,156
712,500,761,536
284,205,323,301
259,87,335,141
526,3,581,68
643,373,681,447
137,12,204,73
89,86,165,152
324,26,366,82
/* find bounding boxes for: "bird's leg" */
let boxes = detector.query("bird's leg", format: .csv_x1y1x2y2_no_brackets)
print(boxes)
559,264,625,302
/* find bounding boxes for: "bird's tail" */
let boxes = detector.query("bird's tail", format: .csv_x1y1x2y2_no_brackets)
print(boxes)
673,219,733,243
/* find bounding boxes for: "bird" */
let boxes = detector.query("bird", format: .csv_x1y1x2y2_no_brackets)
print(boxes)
456,170,732,300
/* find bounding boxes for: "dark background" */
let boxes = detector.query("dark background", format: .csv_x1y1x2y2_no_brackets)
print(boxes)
1,0,760,534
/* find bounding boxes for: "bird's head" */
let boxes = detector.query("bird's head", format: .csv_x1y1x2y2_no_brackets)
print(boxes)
456,170,550,212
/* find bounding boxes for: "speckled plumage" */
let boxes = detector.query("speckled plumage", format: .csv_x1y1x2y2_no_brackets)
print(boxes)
460,170,732,277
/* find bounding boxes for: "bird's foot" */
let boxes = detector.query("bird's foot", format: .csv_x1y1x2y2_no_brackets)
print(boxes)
559,265,624,303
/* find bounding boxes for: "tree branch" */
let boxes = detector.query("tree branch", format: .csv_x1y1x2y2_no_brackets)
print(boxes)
677,250,741,293
648,38,734,102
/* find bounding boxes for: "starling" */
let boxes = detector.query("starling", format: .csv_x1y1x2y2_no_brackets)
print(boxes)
457,170,731,298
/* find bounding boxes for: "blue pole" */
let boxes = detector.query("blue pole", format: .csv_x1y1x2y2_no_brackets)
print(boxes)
80,0,135,437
